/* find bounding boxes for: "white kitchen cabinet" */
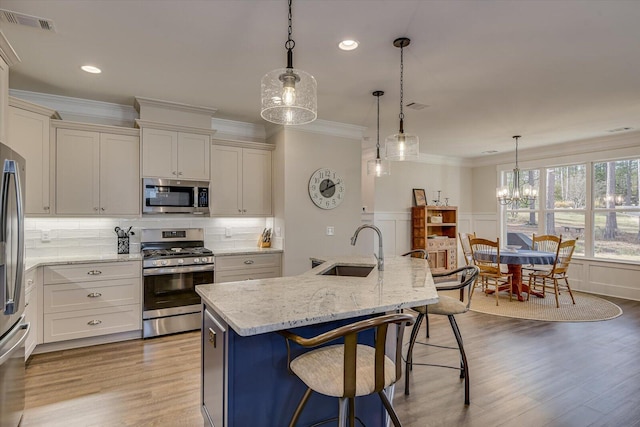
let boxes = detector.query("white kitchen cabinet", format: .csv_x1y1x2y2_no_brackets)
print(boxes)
55,125,139,215
214,253,281,283
8,99,58,215
210,145,272,216
0,55,8,145
42,261,141,343
141,127,210,180
24,267,40,360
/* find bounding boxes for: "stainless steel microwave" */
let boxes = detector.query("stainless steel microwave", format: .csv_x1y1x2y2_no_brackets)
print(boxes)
142,178,209,215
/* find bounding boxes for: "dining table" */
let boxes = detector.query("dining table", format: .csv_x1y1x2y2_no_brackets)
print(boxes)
473,248,556,301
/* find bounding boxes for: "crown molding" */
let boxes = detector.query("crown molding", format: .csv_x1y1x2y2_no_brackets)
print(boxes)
134,96,218,116
265,119,366,141
9,96,60,118
51,119,140,136
135,119,217,137
9,89,138,127
473,130,640,168
211,117,265,143
0,31,20,66
211,138,275,151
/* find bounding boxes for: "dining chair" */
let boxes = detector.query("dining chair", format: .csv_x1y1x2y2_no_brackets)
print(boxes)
528,238,577,308
458,232,476,266
279,313,415,427
469,237,513,305
404,265,480,404
522,234,562,276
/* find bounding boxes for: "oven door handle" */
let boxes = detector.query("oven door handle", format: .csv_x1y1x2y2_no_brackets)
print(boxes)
143,265,214,276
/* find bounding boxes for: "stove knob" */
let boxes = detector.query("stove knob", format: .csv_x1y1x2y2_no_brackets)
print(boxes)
194,258,201,264
178,259,184,264
161,260,169,266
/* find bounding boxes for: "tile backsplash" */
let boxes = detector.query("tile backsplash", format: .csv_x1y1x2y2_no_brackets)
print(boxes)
25,216,274,258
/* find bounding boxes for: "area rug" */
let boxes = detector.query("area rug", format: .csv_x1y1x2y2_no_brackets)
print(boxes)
441,289,623,322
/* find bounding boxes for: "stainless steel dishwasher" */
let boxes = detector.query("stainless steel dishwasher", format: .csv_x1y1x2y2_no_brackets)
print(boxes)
201,307,227,427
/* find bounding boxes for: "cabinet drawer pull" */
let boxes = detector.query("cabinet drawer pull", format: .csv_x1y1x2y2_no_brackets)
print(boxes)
87,270,102,275
208,327,217,348
244,260,254,265
87,320,102,326
44,206,50,210
87,292,102,298
25,302,29,307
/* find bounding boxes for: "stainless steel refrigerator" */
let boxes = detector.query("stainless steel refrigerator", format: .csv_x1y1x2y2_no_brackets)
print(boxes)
0,141,29,427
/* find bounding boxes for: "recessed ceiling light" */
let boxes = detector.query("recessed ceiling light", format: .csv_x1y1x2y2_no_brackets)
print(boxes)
481,150,499,154
338,39,359,51
81,65,101,74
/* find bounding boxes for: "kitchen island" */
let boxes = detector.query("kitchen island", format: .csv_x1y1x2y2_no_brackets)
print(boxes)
195,255,438,427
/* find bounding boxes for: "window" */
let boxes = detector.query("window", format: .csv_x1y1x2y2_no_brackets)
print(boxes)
545,165,586,255
504,169,540,247
501,158,640,262
593,159,640,261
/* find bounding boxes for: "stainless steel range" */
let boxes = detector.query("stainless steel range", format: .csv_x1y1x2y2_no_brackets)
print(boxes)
141,228,213,338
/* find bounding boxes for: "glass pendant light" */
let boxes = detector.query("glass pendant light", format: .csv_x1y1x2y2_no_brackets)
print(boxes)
260,0,317,126
385,37,419,161
367,90,390,176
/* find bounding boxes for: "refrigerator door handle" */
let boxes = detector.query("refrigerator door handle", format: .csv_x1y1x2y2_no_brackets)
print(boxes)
1,159,24,315
0,319,29,366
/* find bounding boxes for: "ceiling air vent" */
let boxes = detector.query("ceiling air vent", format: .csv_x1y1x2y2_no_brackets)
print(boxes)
0,9,55,32
406,102,428,110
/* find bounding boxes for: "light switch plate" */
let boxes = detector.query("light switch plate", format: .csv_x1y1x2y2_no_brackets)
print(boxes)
225,227,232,237
41,230,51,242
326,226,335,236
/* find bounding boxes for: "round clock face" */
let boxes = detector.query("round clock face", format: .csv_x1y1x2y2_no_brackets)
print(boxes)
308,168,345,209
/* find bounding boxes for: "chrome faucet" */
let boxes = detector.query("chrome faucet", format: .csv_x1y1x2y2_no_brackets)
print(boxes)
350,224,384,271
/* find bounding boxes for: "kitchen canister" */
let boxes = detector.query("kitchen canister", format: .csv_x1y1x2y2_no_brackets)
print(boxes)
117,237,130,254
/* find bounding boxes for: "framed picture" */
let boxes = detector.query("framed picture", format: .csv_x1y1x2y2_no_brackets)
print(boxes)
413,188,426,206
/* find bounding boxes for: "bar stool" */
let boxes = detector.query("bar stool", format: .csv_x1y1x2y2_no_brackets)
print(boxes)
404,265,479,404
279,313,415,427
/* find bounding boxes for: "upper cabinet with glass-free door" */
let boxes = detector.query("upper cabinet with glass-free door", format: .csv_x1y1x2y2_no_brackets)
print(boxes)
138,121,215,181
54,121,140,216
8,97,59,215
210,142,273,216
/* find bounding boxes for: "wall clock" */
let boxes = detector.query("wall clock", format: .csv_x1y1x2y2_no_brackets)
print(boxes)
308,168,345,209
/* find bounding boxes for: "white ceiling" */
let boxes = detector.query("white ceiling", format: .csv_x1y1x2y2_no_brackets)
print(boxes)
1,0,640,158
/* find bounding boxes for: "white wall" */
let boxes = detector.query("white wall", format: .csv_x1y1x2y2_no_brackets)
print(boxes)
273,128,364,276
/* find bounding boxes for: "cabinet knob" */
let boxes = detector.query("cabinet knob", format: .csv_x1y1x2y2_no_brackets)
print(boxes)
238,209,242,213
100,207,105,211
27,279,33,285
178,171,183,176
243,209,247,213
94,207,99,211
244,260,254,265
87,320,102,326
44,206,50,210
87,292,102,298
172,171,177,175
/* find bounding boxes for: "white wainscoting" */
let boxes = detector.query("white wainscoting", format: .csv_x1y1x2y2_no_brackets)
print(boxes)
370,211,639,301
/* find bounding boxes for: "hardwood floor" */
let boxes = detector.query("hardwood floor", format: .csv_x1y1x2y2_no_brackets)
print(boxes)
23,296,640,427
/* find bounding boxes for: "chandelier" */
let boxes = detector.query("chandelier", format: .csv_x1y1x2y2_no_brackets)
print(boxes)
385,37,419,161
260,0,317,126
367,90,390,177
496,135,537,207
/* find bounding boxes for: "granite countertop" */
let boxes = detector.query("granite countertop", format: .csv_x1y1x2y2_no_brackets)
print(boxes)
25,253,143,272
196,255,438,337
212,247,283,256
24,247,283,272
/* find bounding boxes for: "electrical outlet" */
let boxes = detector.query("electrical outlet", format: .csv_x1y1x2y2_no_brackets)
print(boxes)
41,230,51,242
225,227,232,237
275,227,281,237
326,226,335,236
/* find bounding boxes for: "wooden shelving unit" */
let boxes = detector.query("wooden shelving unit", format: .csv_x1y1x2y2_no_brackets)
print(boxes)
411,206,458,272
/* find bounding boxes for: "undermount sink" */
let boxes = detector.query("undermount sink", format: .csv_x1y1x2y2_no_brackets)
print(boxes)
319,264,375,277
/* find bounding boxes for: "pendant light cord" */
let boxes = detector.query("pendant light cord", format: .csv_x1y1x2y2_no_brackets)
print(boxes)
285,0,295,68
398,43,405,133
377,93,381,158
